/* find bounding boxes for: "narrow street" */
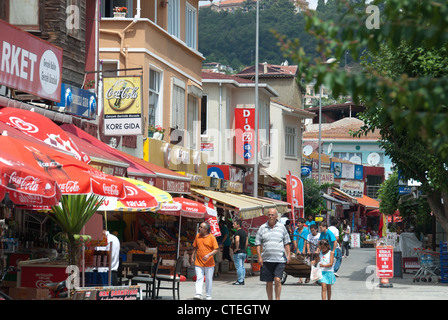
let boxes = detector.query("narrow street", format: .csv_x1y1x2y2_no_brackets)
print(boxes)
173,247,448,301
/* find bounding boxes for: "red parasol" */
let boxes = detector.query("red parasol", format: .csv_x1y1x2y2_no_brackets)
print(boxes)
0,135,126,199
159,197,206,218
99,177,159,211
0,107,90,163
0,148,61,206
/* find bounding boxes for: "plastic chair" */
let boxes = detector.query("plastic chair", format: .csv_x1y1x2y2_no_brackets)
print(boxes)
131,257,162,299
155,257,183,300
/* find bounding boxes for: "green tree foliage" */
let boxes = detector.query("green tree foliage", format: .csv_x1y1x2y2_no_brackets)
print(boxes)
278,0,448,235
199,0,319,70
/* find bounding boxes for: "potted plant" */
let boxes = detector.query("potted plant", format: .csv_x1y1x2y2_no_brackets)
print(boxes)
113,7,127,18
148,125,165,140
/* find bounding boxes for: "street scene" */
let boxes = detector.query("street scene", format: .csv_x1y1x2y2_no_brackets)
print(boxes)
1,0,448,303
174,247,448,301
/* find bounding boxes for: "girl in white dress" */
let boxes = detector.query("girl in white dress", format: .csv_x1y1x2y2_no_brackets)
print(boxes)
313,239,336,300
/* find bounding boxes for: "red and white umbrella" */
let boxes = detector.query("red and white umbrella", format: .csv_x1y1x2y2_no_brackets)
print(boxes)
98,178,160,211
205,198,221,237
159,197,206,218
0,148,61,206
0,107,90,163
159,197,208,258
0,135,126,199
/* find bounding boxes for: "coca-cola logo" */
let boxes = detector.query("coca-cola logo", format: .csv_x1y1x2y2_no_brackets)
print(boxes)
60,181,80,193
105,79,140,112
9,172,41,192
103,184,120,196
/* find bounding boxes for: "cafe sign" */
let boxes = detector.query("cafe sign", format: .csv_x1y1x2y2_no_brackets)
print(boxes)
0,19,63,102
103,76,143,136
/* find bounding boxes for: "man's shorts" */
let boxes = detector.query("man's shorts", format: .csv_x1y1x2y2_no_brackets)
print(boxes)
260,262,286,282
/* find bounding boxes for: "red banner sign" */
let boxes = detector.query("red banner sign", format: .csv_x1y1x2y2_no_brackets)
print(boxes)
0,19,63,102
376,245,394,278
286,172,304,224
235,108,256,160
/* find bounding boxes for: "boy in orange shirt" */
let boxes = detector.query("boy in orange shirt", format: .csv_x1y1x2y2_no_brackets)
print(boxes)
191,221,219,300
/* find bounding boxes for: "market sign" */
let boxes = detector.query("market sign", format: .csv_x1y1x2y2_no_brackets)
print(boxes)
0,19,63,102
103,76,143,136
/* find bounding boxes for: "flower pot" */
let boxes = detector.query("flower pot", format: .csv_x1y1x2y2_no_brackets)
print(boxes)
153,132,164,140
148,131,154,138
113,12,126,18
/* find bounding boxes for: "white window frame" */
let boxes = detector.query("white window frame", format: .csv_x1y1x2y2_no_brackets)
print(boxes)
168,0,180,38
285,126,297,158
148,66,163,128
185,2,197,50
171,77,185,130
187,95,199,150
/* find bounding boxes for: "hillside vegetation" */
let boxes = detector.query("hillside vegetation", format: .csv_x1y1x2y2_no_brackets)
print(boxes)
198,0,347,71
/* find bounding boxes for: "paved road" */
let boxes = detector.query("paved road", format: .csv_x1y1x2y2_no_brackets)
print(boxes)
167,247,448,300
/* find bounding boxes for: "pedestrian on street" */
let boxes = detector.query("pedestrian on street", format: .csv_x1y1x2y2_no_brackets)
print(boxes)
306,223,320,256
341,219,351,258
232,218,248,285
328,219,342,275
191,221,219,300
318,221,337,253
255,208,291,300
312,239,336,300
293,218,309,284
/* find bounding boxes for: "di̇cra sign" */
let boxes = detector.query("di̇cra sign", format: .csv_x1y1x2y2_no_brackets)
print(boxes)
0,20,63,102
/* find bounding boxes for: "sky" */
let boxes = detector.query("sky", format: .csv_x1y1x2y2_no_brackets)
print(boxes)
199,0,319,10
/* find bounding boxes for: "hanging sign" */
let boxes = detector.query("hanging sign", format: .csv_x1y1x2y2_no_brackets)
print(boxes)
235,108,256,160
103,76,143,136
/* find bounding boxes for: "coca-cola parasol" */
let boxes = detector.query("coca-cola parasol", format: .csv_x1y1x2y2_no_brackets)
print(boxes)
0,148,61,206
98,177,161,212
0,107,90,163
159,197,206,218
0,135,126,199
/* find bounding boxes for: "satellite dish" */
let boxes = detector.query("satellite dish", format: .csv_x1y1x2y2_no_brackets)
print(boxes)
327,143,333,154
349,155,362,164
367,152,380,165
302,145,313,156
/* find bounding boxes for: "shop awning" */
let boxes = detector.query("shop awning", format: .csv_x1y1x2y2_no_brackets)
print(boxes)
114,150,191,194
355,195,380,210
190,188,262,220
332,188,358,204
61,124,190,194
322,193,351,207
60,124,157,182
260,197,291,214
64,130,130,177
260,169,287,187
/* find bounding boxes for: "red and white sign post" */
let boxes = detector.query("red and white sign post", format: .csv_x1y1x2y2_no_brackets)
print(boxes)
376,245,394,287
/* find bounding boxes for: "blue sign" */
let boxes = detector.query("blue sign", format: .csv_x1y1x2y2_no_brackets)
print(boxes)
57,83,97,120
354,165,363,180
301,166,312,178
207,167,224,179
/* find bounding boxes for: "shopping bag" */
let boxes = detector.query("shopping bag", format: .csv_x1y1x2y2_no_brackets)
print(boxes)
310,264,322,282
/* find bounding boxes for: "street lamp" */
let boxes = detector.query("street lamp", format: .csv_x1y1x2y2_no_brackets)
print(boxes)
318,58,337,186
